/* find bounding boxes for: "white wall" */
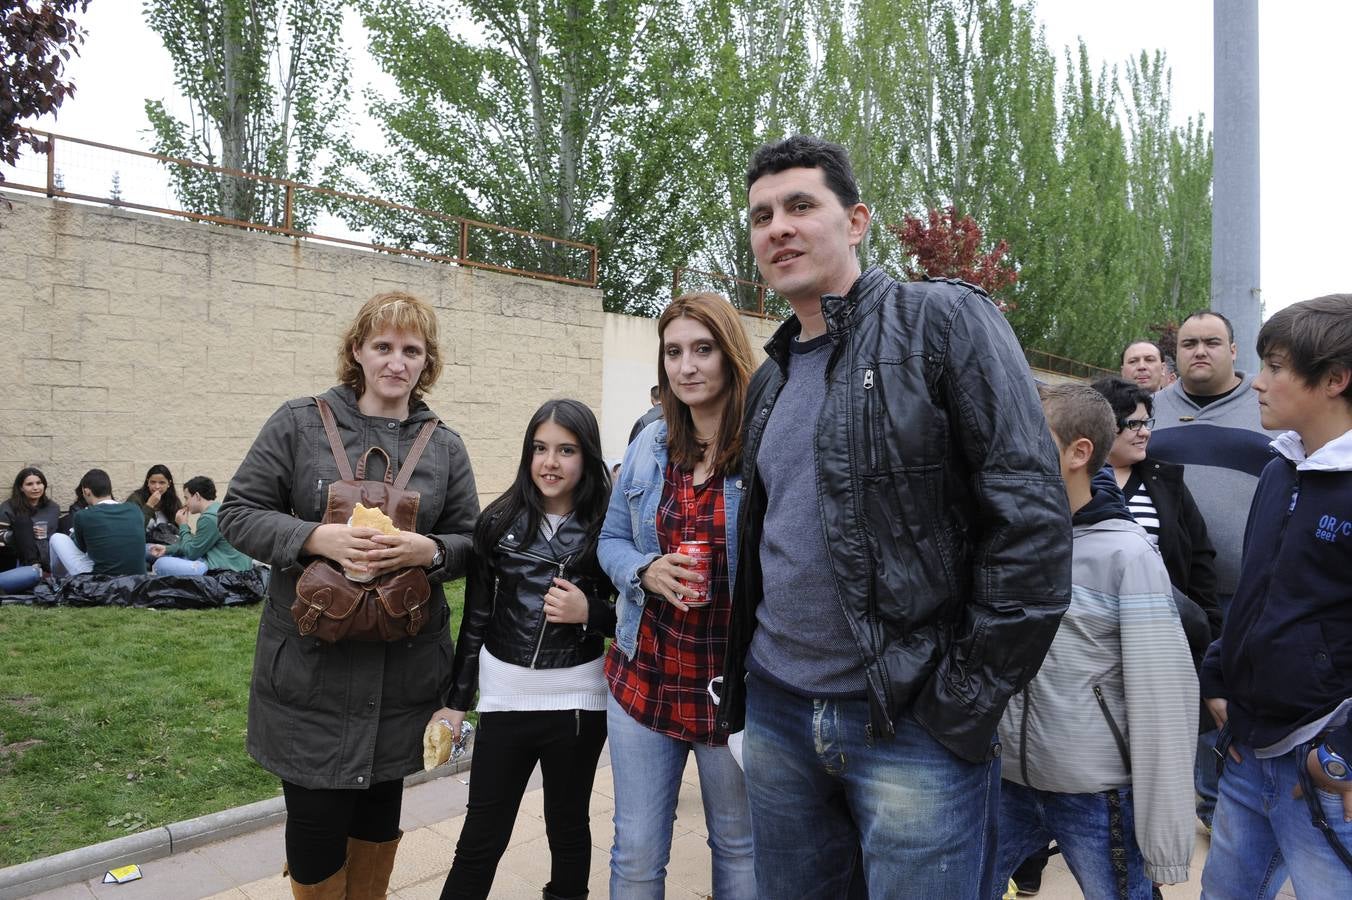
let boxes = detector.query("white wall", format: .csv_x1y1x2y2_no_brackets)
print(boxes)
600,312,661,462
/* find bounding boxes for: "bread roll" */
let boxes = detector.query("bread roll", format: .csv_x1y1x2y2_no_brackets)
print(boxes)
423,719,454,771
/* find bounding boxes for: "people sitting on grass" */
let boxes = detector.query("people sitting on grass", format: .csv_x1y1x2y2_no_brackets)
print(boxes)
48,469,147,579
0,467,61,592
148,476,254,576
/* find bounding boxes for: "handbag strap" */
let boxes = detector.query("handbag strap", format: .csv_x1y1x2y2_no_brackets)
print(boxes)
315,396,439,491
356,447,395,483
393,419,440,491
314,397,355,482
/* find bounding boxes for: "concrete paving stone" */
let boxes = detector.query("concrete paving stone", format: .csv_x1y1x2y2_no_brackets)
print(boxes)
234,872,293,900
82,849,236,900
663,830,716,897
198,891,249,900
389,823,456,892
194,823,286,887
429,815,467,845
24,882,97,900
402,776,471,831
495,834,555,888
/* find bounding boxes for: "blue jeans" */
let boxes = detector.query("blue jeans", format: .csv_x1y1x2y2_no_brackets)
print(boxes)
1201,743,1352,898
0,563,41,594
742,673,999,900
605,692,755,900
48,533,93,578
152,557,208,577
995,781,1151,899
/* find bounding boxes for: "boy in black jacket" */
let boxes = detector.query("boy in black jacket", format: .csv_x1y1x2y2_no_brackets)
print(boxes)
1200,294,1352,896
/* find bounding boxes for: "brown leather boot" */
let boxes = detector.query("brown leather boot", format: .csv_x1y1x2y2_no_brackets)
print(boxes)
345,832,402,900
288,863,347,899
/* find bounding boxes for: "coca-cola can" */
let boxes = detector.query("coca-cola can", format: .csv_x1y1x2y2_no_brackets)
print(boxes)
677,540,713,608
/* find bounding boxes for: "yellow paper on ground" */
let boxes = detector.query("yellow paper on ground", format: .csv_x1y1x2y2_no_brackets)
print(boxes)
103,864,143,884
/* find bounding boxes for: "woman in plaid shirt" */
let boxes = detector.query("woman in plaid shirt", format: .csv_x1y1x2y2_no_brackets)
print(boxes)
599,292,758,900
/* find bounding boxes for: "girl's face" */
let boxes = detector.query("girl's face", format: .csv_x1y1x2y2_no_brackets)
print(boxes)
147,473,171,494
662,317,727,416
531,419,584,516
21,474,45,504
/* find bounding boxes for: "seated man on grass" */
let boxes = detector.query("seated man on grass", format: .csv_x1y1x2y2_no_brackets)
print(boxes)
49,469,146,579
149,476,253,576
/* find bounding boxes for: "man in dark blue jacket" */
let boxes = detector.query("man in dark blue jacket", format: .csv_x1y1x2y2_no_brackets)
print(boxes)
1201,294,1352,896
719,135,1070,899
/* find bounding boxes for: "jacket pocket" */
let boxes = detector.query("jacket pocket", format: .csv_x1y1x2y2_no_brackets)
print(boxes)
267,625,326,710
396,630,455,707
1092,684,1131,771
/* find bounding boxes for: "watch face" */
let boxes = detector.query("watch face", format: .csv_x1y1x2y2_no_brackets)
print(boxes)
1330,759,1349,779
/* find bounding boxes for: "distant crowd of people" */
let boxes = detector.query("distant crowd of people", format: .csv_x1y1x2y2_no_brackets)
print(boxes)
0,463,257,595
7,134,1351,900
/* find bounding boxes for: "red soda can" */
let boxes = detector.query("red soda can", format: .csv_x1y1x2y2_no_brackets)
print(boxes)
676,540,713,608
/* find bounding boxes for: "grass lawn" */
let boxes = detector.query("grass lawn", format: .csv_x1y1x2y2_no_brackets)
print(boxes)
0,581,465,868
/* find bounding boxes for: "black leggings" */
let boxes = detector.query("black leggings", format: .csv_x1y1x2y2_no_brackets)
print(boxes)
282,778,403,885
441,709,607,900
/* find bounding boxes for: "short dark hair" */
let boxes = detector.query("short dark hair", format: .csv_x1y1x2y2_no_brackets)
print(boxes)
746,135,861,209
1256,294,1352,402
1181,310,1235,343
1119,339,1163,365
1039,383,1116,473
78,468,113,499
649,385,660,403
1090,376,1154,425
183,476,217,500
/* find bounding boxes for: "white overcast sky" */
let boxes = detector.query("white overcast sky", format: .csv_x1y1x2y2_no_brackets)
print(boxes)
10,1,1350,316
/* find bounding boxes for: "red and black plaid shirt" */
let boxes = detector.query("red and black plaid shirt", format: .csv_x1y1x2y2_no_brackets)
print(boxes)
606,461,730,745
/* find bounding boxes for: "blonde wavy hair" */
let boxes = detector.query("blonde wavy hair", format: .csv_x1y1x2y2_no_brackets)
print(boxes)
337,291,443,402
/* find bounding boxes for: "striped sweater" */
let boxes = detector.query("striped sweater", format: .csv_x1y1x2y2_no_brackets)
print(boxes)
998,490,1199,885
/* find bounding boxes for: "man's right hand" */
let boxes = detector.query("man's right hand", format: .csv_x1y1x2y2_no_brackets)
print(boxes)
1205,698,1243,764
302,524,381,576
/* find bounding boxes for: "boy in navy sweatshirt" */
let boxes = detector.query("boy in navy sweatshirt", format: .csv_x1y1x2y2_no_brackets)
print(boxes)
1200,293,1352,896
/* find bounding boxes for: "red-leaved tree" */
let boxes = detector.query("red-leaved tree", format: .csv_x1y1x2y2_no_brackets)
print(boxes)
889,207,1018,313
1,0,89,189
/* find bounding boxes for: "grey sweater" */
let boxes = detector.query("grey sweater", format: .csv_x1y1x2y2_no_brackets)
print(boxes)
1148,374,1276,595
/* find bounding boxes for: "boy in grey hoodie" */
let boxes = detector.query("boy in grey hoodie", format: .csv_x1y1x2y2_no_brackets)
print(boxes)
994,384,1198,897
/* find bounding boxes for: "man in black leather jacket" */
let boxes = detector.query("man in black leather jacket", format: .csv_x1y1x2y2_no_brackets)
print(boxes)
719,135,1071,898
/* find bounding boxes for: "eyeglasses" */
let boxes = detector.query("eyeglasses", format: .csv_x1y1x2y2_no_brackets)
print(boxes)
1118,417,1155,432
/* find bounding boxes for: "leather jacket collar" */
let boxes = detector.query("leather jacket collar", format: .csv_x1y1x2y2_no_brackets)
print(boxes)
763,266,892,371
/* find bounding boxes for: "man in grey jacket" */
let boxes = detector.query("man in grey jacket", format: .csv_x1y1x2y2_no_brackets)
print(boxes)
997,384,1198,891
1148,309,1275,828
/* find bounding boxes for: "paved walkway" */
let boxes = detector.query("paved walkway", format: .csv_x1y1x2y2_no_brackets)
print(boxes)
27,753,1268,900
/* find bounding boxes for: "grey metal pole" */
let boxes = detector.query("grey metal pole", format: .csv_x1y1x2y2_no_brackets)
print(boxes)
1212,0,1261,373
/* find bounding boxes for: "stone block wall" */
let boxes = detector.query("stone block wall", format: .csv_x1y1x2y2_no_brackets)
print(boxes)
1,193,603,508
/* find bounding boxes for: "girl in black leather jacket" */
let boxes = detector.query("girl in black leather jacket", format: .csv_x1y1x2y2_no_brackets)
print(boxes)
434,398,615,900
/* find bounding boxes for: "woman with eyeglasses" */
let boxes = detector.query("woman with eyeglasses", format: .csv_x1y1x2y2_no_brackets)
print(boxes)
1091,376,1220,660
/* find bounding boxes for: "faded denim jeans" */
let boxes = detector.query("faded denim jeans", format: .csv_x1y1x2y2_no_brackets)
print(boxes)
742,673,1000,900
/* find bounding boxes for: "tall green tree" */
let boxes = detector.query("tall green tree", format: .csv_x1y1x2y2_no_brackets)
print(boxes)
361,0,701,310
143,0,351,227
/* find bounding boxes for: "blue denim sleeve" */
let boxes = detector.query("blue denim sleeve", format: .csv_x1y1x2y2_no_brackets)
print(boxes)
597,433,659,612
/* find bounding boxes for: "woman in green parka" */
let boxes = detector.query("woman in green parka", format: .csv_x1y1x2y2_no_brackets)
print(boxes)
220,291,479,899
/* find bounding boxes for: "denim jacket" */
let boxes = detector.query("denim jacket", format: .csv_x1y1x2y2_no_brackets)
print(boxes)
598,419,743,659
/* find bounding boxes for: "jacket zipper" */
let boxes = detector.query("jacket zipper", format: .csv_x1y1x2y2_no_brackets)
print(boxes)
863,368,878,471
1092,684,1132,771
1232,473,1301,685
575,709,580,737
530,555,573,668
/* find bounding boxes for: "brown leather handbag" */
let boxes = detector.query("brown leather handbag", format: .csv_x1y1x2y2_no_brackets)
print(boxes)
292,397,441,642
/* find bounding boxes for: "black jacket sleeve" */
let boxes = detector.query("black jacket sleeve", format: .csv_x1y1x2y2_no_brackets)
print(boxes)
447,547,493,711
911,289,1073,756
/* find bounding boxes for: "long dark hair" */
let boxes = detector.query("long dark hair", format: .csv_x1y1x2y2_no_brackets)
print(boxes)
475,399,611,556
9,467,53,512
129,464,182,521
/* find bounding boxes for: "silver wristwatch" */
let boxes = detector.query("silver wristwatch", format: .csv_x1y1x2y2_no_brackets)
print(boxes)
428,540,445,570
